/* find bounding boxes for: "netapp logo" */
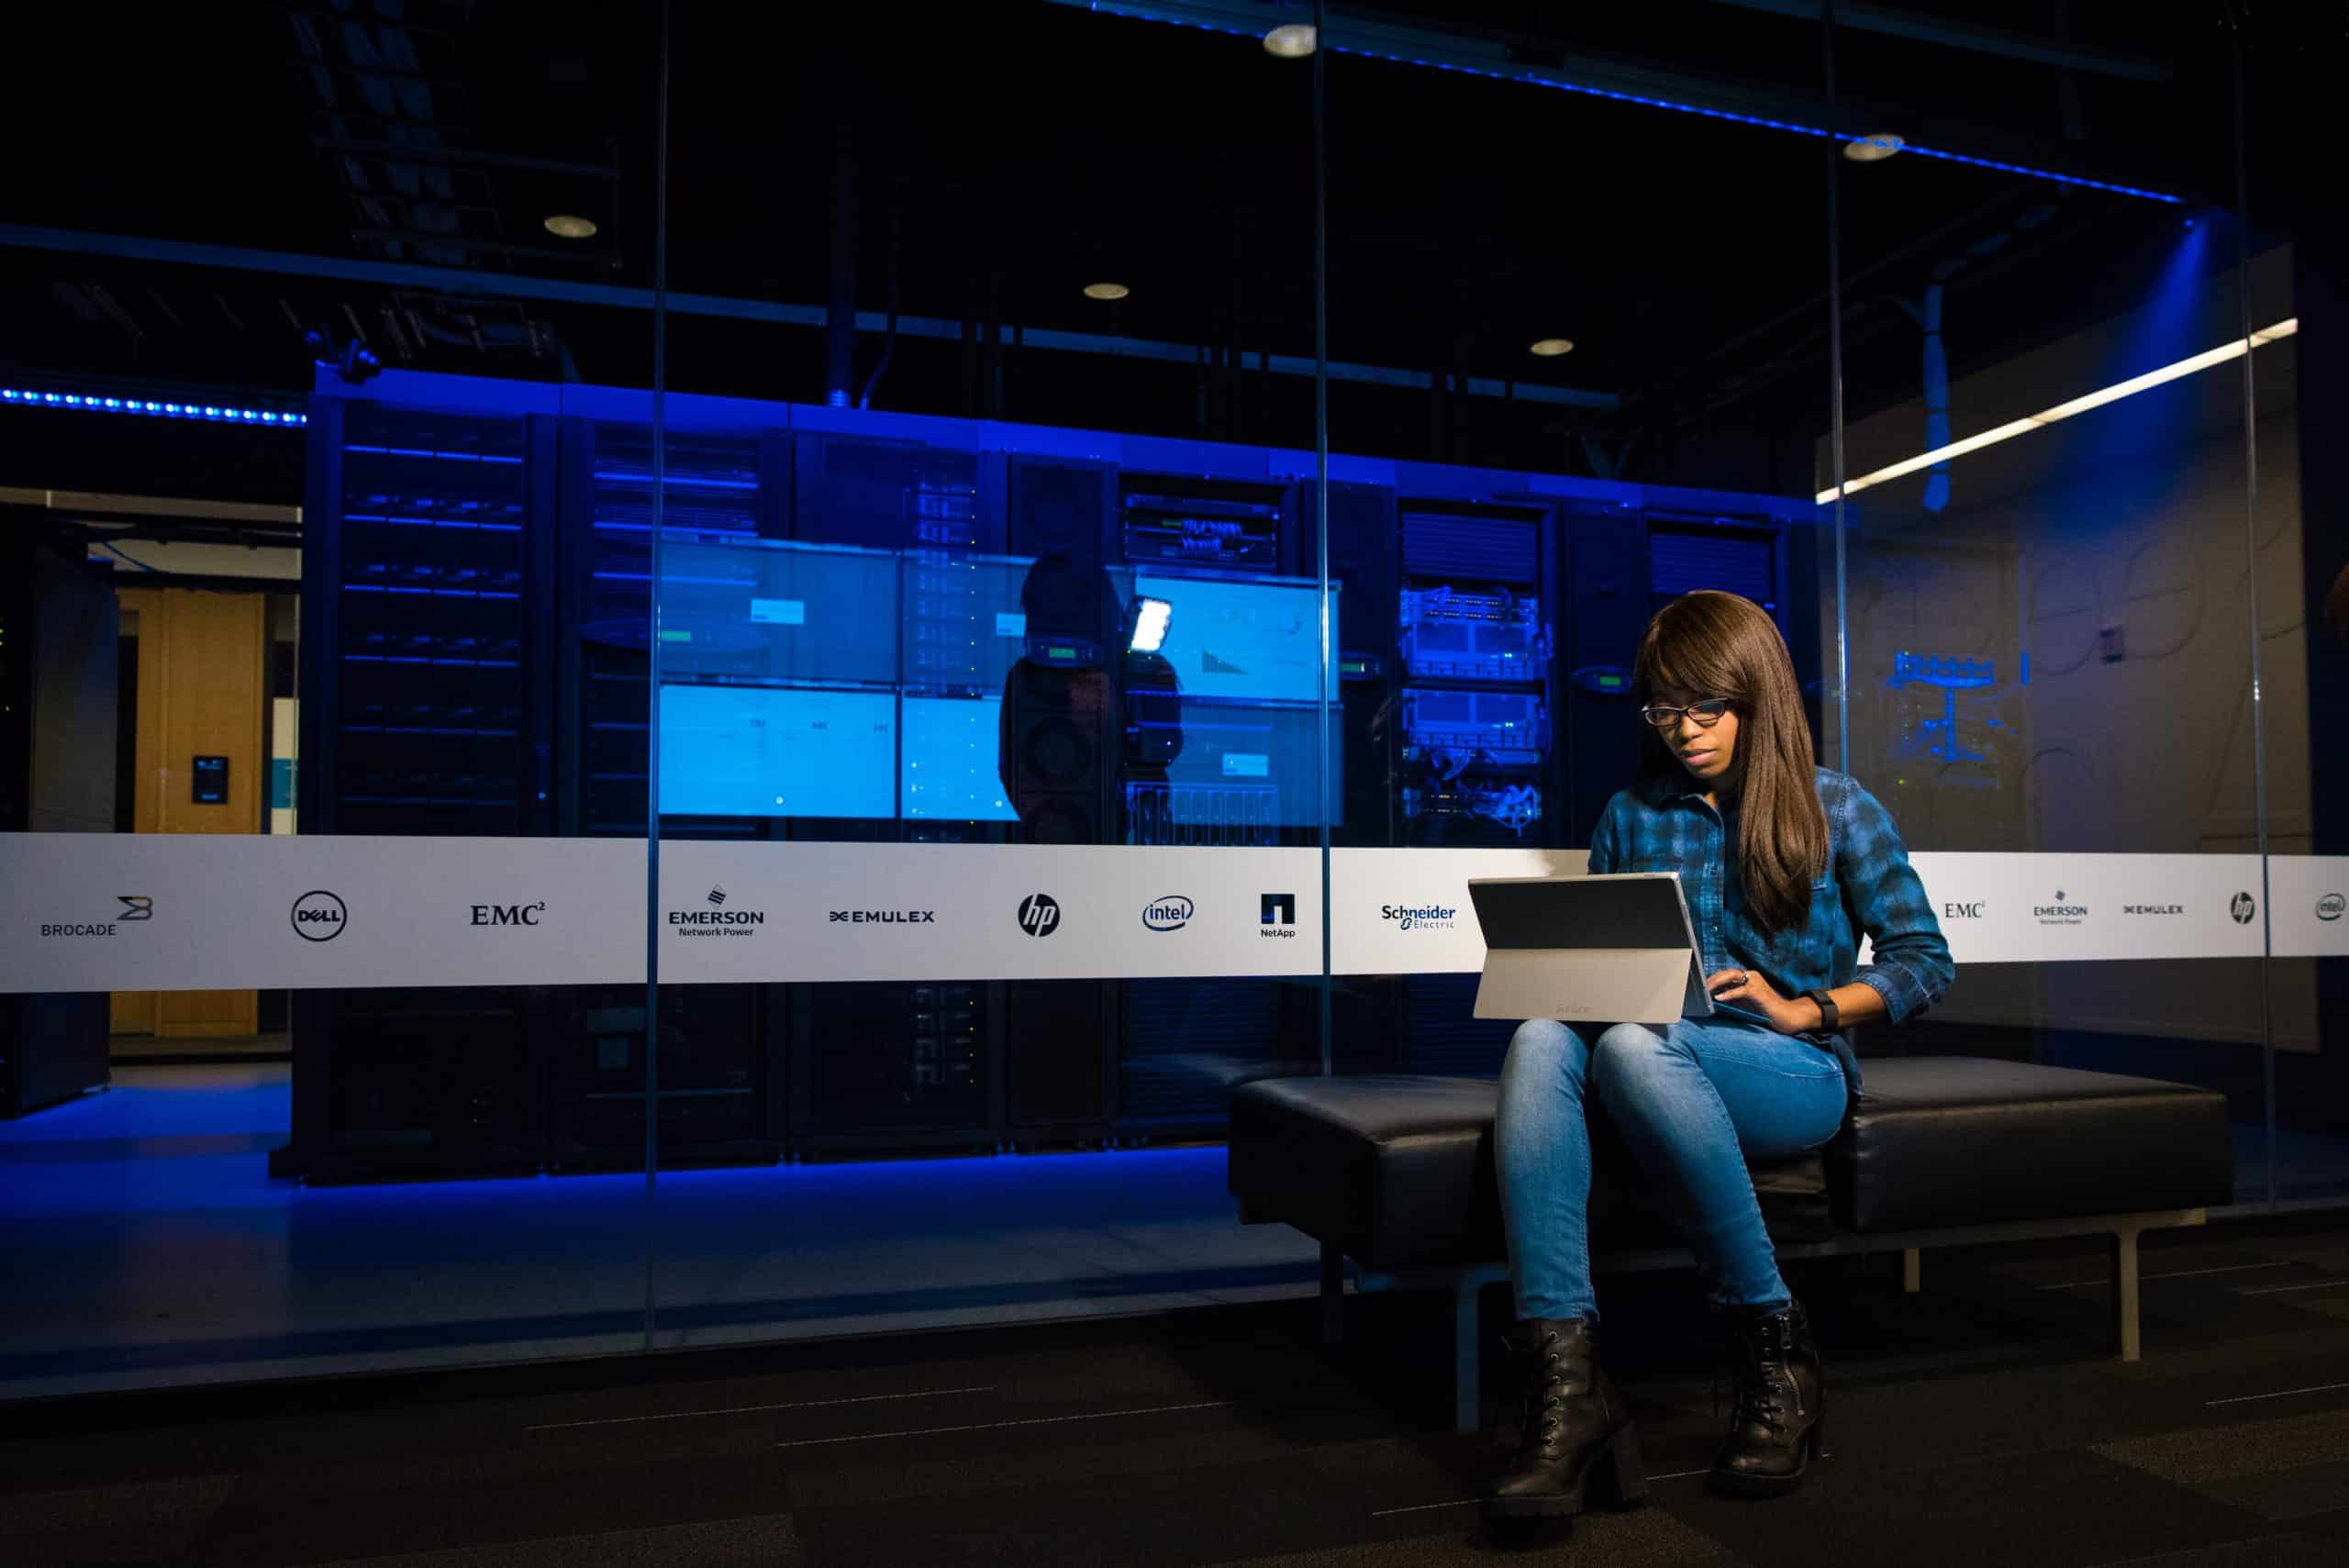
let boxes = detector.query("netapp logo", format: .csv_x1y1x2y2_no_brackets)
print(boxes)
829,909,937,924
670,886,765,938
292,890,347,941
2033,890,2087,926
1018,895,1061,937
1382,902,1457,932
1943,902,1984,919
2232,891,2256,925
1142,895,1194,933
2123,904,2184,917
1261,893,1297,938
2320,893,2345,923
471,902,546,927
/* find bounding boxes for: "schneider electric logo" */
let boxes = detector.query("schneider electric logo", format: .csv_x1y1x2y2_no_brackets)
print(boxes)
2033,891,2087,927
1141,895,1193,933
670,886,764,938
830,909,937,924
471,902,546,927
1261,893,1297,939
1381,902,1457,932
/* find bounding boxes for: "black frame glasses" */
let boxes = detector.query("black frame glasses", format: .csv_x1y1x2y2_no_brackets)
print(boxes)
1640,696,1732,729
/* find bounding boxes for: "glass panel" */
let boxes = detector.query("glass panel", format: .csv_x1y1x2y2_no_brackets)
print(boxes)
1826,23,2274,1203
1323,28,1831,1081
1,5,663,1396
640,6,1323,1349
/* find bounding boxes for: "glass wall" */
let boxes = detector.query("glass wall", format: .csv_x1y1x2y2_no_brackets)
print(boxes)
1,1,670,1395
2,3,2339,1402
1821,14,2293,1207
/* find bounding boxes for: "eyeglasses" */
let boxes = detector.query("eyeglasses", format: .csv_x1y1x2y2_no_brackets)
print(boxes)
1640,697,1732,729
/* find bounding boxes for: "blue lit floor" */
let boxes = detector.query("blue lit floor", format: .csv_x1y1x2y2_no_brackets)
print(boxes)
0,1065,1320,1400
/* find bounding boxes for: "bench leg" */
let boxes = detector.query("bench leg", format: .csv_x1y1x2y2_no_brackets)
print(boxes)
1320,1243,1345,1349
2112,1225,2142,1362
1455,1273,1485,1434
1901,1248,1921,1295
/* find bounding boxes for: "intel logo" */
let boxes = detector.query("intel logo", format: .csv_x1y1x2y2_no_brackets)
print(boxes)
2320,893,2345,923
1142,895,1194,933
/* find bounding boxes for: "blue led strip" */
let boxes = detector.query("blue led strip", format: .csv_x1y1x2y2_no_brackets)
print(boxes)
0,387,307,425
1081,2,2184,205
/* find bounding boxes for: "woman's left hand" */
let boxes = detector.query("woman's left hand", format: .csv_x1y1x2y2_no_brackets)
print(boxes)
1705,968,1811,1035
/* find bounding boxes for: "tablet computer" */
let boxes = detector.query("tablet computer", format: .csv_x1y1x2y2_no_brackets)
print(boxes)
1465,871,1774,1027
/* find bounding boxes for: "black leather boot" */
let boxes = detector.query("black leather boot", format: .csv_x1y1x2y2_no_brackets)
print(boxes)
1710,1297,1826,1497
1483,1318,1647,1523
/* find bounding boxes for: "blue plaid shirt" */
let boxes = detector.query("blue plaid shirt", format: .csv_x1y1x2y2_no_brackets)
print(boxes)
1587,766,1954,1093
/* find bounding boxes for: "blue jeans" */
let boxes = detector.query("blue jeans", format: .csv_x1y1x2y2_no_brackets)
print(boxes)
1496,1018,1849,1322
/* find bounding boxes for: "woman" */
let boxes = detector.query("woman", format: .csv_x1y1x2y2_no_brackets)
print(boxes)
1485,589,1953,1522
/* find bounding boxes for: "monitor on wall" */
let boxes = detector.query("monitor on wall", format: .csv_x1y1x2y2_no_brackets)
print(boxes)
658,684,896,819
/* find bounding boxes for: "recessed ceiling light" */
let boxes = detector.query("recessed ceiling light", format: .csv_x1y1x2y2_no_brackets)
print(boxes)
543,214,598,239
1082,282,1130,301
1263,24,1317,58
1529,338,1575,358
1842,133,1904,163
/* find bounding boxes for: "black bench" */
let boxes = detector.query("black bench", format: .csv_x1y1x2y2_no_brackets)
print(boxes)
1229,1056,2232,1431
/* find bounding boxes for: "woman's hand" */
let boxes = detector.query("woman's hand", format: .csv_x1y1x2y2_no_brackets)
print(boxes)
1705,968,1813,1035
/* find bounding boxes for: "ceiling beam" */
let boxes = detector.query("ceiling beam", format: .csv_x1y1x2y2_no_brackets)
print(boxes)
1706,0,2172,83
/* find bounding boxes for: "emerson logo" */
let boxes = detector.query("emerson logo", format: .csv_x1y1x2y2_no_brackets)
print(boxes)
670,886,765,938
1018,895,1061,938
292,890,347,942
471,902,546,927
1381,902,1457,932
1142,895,1194,933
829,909,937,924
2033,890,2087,927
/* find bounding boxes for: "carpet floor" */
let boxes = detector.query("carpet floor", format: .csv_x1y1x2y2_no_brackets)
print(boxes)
6,1214,2349,1566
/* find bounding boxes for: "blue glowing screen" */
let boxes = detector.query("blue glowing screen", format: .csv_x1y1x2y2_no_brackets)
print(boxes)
902,695,1019,821
659,684,896,819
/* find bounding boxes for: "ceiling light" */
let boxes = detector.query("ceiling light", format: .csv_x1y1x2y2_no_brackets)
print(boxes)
543,214,598,239
1842,133,1904,163
1082,282,1130,301
1818,318,2298,505
1262,24,1317,58
1529,338,1575,358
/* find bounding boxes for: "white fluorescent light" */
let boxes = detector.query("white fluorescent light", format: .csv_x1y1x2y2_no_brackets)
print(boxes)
1263,24,1317,58
1820,317,2298,505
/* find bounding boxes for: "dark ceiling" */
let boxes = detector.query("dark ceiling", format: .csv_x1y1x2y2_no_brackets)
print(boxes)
0,0,2333,502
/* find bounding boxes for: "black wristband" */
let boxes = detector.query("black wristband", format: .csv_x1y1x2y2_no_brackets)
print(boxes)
1804,988,1840,1035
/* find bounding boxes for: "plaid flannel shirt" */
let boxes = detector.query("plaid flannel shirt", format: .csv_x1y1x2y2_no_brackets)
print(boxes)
1586,766,1954,1094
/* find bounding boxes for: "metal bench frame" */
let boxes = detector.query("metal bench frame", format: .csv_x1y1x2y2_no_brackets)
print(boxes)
1319,1206,2209,1432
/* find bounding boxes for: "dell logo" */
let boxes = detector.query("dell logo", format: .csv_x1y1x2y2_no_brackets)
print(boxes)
471,902,546,928
292,890,347,942
1018,895,1061,938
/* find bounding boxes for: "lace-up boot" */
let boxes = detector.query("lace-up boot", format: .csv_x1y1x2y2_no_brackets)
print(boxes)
1710,1297,1825,1496
1483,1318,1646,1522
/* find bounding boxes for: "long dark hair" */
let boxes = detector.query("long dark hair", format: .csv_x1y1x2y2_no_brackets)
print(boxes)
1633,591,1828,935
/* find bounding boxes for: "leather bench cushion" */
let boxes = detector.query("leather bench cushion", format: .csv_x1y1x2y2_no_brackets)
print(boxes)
1826,1056,2233,1233
1227,1073,1831,1272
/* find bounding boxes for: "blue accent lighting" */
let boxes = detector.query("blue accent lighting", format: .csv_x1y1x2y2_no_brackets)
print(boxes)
0,386,306,428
